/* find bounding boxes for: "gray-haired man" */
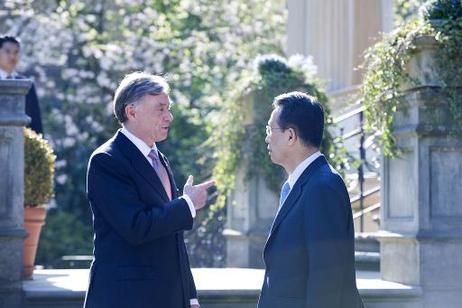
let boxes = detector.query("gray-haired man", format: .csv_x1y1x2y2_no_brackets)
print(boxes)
84,72,213,308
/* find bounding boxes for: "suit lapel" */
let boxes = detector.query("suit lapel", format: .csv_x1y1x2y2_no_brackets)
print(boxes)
268,183,302,236
264,156,328,253
114,131,170,202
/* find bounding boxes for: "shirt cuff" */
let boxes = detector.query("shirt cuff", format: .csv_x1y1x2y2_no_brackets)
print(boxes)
181,195,196,218
190,298,199,306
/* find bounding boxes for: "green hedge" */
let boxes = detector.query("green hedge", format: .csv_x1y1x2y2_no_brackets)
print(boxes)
24,128,56,206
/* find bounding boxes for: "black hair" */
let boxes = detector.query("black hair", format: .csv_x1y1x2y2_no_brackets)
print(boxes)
0,35,20,48
273,91,324,148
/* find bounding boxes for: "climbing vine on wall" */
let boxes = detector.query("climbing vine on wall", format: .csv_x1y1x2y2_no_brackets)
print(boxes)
361,0,462,157
211,54,348,210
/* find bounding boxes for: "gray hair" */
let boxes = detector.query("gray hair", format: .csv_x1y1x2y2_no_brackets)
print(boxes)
113,72,170,123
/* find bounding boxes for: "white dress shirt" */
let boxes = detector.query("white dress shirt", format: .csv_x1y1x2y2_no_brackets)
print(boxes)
0,68,18,79
287,151,322,191
274,151,322,219
120,127,196,218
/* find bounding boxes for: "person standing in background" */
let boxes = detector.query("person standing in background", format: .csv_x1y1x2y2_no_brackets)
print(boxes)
0,35,43,134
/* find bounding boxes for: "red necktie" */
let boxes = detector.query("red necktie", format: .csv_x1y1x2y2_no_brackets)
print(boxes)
148,150,172,200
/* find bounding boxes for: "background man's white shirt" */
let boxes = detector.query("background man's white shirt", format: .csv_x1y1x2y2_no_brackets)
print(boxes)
0,68,18,79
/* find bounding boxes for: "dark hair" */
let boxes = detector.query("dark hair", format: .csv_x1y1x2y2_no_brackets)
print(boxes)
113,72,169,123
0,35,20,48
273,91,324,148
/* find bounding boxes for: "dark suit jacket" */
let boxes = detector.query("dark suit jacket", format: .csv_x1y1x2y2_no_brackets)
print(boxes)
84,131,197,308
15,74,43,134
258,155,363,308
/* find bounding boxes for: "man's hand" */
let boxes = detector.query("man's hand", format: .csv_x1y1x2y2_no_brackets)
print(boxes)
183,175,215,210
190,304,200,308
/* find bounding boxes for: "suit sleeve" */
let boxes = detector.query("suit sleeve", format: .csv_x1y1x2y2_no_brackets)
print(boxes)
87,152,193,246
186,251,197,300
25,84,43,134
303,179,355,307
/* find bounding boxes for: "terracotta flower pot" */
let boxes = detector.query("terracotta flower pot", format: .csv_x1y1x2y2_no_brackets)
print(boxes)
23,207,47,279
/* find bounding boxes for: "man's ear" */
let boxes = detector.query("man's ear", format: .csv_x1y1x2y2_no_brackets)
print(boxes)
125,104,136,120
287,128,297,145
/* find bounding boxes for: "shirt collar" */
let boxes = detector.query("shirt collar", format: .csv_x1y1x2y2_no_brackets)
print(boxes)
0,68,17,79
287,151,322,189
120,127,157,158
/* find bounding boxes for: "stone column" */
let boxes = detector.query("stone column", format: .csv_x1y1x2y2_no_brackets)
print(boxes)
0,79,31,307
287,0,392,92
379,36,462,307
224,95,279,268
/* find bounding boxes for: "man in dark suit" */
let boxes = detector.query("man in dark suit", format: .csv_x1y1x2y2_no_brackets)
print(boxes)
0,35,43,134
84,72,214,308
258,92,363,308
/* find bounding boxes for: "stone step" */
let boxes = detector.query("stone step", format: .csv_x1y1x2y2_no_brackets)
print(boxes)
354,233,380,271
355,233,380,252
355,251,380,271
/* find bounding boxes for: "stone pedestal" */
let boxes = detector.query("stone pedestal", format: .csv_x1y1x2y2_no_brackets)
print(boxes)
379,37,462,307
224,95,279,268
0,79,31,307
224,167,279,268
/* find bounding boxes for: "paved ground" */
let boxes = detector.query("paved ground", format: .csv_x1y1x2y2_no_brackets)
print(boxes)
23,268,419,298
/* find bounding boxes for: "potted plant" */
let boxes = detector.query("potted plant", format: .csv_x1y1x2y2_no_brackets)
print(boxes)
23,127,56,279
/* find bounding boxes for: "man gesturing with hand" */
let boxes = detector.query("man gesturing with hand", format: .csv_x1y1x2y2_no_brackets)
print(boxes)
85,72,214,308
183,175,214,212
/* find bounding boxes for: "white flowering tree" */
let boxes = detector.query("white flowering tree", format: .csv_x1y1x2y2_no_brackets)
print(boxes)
394,0,428,25
0,0,285,266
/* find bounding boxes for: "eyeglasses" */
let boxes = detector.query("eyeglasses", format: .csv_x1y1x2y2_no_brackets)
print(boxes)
265,125,284,136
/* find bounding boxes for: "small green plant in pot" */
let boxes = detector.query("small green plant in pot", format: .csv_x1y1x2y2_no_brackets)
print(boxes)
23,127,56,279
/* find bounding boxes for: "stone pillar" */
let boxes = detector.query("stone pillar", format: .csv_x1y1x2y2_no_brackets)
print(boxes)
224,95,279,268
379,36,462,307
287,0,392,92
0,79,31,307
